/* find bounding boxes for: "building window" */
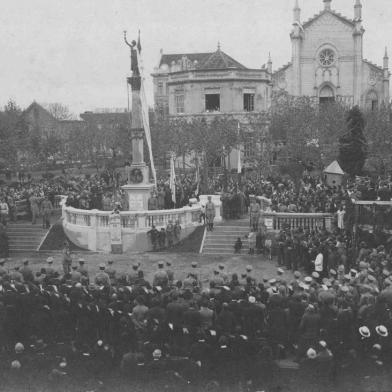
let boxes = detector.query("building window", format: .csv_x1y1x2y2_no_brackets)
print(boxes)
157,81,163,95
244,137,255,158
175,94,185,114
205,94,220,112
319,49,335,67
243,93,255,112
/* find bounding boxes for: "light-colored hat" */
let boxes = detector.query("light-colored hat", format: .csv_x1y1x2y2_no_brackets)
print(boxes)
11,360,21,369
312,272,320,279
152,349,162,359
246,265,253,271
248,296,256,304
319,341,327,348
376,325,388,337
15,342,24,354
359,326,371,338
304,277,312,283
277,268,284,275
47,257,54,264
99,263,105,269
306,348,317,359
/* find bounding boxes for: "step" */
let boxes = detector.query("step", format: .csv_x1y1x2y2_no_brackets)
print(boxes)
202,251,238,256
8,238,41,244
203,246,249,254
206,230,250,235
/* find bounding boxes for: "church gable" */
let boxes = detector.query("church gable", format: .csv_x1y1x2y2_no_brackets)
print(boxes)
304,12,353,37
303,10,354,32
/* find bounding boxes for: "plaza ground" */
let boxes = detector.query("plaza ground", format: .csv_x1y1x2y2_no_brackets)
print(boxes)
13,249,283,285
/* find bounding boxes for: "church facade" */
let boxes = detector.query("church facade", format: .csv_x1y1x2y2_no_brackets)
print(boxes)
272,0,390,109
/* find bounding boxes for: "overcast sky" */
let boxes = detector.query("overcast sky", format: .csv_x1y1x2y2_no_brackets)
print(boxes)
0,0,390,117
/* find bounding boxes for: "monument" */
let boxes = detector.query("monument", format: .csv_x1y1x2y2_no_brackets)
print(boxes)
122,31,155,211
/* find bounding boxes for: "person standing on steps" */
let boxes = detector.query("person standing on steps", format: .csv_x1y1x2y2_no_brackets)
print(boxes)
205,196,216,232
41,195,53,229
249,196,260,232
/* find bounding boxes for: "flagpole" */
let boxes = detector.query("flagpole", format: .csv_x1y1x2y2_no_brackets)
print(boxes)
237,121,242,189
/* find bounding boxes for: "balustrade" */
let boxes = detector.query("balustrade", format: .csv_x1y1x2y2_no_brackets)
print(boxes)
63,204,201,231
263,212,333,231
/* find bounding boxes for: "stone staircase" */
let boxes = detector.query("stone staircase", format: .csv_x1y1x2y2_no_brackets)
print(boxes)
6,221,50,254
202,218,251,256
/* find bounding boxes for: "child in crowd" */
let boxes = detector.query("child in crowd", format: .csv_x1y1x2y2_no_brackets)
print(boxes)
234,237,243,254
159,228,166,249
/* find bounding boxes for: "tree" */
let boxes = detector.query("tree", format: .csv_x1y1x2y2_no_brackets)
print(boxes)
47,103,73,120
363,105,392,175
269,93,348,174
338,106,368,176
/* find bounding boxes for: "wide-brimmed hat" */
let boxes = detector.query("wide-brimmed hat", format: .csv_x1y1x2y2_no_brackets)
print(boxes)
376,325,388,337
359,326,371,338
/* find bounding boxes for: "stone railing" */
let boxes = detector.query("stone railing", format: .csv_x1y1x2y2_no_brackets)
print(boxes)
63,206,201,230
61,195,202,252
262,212,334,232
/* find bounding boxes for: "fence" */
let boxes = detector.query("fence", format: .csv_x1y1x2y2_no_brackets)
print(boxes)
262,212,334,232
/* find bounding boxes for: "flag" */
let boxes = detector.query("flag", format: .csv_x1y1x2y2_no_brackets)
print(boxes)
195,164,200,196
237,122,242,174
135,32,157,186
170,153,176,204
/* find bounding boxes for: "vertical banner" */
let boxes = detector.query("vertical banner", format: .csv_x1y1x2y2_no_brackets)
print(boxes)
170,153,176,205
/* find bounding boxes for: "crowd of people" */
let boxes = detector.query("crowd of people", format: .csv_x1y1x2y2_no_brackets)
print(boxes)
0,230,391,387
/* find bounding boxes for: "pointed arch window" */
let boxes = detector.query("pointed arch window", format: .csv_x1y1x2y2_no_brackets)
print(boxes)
319,85,335,104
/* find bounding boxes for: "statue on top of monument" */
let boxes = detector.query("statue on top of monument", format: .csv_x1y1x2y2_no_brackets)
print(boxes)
123,30,141,76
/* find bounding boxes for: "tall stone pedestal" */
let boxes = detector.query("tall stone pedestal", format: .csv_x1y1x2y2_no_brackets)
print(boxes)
122,181,154,211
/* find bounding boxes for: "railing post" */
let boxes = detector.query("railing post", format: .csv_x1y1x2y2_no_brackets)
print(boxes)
89,212,97,251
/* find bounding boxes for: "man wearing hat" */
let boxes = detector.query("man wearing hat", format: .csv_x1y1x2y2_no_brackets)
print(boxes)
70,265,82,283
190,261,201,286
94,264,110,287
166,261,174,284
9,265,23,283
20,259,34,283
218,263,229,284
77,259,89,282
41,195,53,229
46,257,56,279
106,260,117,285
249,197,260,232
127,263,139,285
153,261,168,288
245,265,255,284
211,269,224,287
